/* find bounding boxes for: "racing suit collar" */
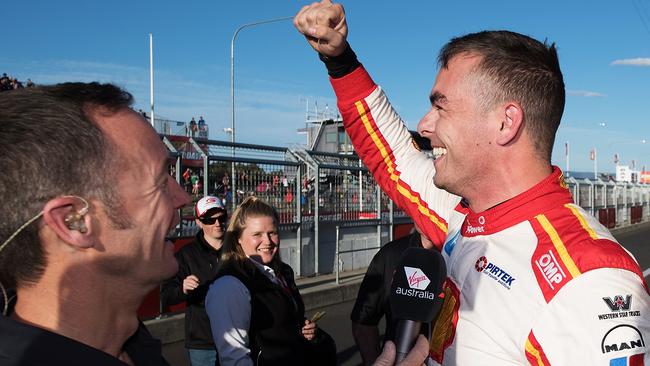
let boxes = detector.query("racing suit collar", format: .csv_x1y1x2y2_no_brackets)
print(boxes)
461,166,573,236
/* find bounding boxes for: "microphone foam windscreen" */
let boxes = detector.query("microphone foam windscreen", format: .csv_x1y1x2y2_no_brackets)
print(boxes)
389,247,447,322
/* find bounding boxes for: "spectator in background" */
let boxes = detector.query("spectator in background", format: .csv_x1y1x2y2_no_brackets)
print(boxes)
198,116,205,130
206,196,335,366
1,74,9,91
214,175,230,207
189,117,197,137
183,168,193,193
1,74,13,92
161,196,228,366
10,78,23,90
191,171,200,196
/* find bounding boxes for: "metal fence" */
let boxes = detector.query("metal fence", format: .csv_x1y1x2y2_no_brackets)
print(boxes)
149,137,650,318
166,137,650,277
566,176,649,228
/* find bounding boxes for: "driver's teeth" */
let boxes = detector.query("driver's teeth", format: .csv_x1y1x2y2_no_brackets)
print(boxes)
433,147,447,158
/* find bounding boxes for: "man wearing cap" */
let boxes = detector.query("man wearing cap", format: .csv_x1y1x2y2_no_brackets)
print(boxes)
161,196,227,366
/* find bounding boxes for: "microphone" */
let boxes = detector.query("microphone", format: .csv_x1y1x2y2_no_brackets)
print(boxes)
389,247,446,363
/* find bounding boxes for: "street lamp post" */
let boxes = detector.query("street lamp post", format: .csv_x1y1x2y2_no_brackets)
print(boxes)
229,16,293,210
565,141,570,177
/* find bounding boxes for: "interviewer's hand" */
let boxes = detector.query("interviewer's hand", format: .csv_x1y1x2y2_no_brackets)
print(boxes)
182,275,200,295
301,319,317,341
294,0,348,57
372,335,429,366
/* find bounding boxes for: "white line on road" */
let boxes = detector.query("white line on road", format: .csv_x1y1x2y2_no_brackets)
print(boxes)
644,268,650,278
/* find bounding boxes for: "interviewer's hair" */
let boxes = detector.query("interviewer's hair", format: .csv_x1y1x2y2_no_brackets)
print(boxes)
220,196,282,272
0,82,133,289
439,30,565,161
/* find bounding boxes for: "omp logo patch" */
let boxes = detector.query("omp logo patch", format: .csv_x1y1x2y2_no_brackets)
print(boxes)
534,250,567,290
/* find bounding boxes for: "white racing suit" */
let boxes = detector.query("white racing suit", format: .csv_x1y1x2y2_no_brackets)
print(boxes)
330,65,650,365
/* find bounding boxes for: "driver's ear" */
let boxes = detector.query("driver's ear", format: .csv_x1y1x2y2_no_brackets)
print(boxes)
495,103,523,146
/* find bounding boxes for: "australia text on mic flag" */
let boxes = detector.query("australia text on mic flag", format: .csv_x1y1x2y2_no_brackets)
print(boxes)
389,247,446,363
389,247,446,323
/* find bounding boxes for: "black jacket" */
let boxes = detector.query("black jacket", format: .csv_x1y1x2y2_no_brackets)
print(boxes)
160,231,221,350
0,315,168,366
217,260,315,366
350,232,423,341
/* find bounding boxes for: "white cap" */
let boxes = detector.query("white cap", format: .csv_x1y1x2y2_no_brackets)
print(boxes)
195,196,225,218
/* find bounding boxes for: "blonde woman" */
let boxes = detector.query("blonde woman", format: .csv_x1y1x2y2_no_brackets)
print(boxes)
205,197,334,366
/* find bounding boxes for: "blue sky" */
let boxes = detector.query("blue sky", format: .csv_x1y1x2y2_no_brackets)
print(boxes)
3,0,650,173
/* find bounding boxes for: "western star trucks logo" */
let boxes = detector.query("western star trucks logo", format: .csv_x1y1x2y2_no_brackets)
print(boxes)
394,266,436,300
474,256,515,290
598,295,641,320
605,295,632,311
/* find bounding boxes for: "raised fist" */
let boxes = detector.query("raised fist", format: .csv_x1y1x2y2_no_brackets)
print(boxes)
294,0,348,57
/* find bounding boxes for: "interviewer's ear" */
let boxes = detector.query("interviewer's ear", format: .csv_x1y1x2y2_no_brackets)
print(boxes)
42,196,94,248
496,103,524,146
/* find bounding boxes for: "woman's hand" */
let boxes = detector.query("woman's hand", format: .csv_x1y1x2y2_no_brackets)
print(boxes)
301,319,317,341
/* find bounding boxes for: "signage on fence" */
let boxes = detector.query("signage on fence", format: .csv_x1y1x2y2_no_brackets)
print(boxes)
641,171,650,184
166,135,206,167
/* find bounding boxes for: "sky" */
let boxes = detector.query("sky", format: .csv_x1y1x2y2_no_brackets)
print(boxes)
3,0,650,173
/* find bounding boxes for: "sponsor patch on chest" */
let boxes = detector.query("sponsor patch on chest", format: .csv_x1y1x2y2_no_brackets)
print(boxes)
474,255,516,290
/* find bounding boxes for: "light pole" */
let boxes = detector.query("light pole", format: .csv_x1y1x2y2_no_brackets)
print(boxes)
591,147,598,180
229,16,293,210
565,141,570,177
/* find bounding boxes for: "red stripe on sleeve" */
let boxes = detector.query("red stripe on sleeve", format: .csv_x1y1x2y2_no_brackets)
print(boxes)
330,66,377,104
344,98,449,246
525,331,551,366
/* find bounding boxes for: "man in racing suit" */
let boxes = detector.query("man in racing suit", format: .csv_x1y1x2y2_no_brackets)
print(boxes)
294,1,650,365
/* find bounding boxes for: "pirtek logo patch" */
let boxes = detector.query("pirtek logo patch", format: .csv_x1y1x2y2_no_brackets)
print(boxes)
534,250,567,290
475,256,515,290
